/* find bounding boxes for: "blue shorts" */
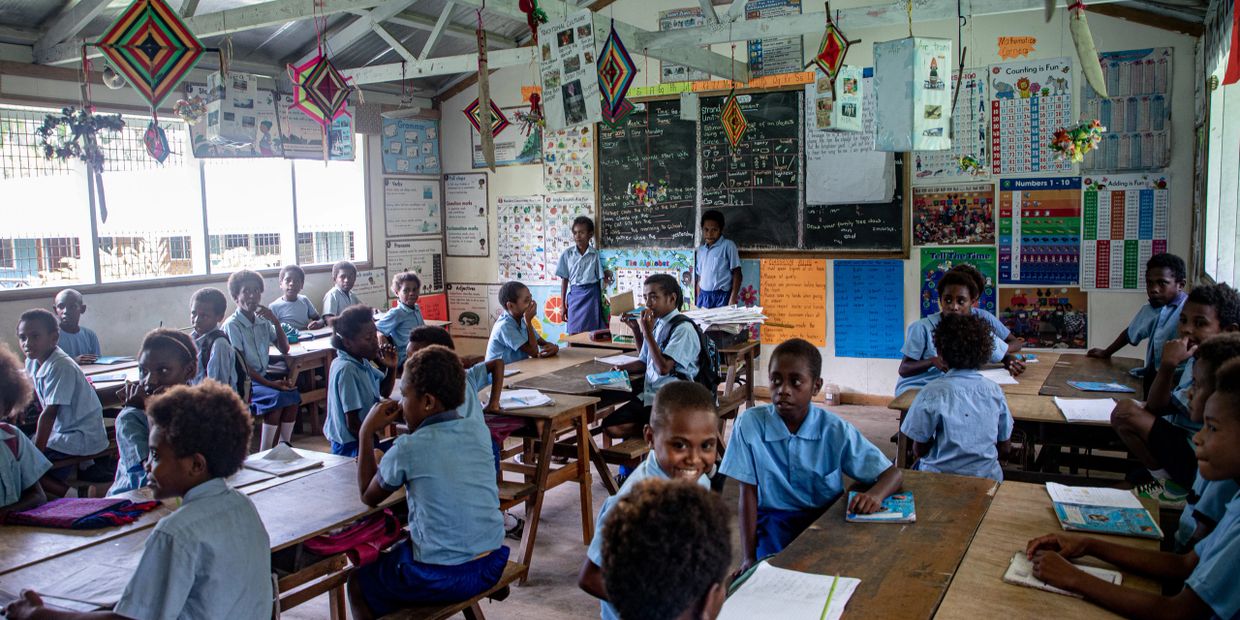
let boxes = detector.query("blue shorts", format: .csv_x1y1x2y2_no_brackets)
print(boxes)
357,541,509,617
250,382,300,415
696,289,731,309
756,506,828,559
330,440,359,457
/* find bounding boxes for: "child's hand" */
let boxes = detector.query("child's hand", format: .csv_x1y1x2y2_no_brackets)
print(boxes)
1030,551,1085,591
308,319,326,330
3,590,45,620
118,381,146,409
638,308,656,334
930,356,950,372
377,343,398,368
539,343,559,358
255,305,279,324
524,303,537,321
279,377,297,391
1161,337,1196,369
848,491,884,514
1004,355,1026,376
76,353,97,365
483,402,502,416
1086,347,1111,359
1025,533,1090,559
362,399,402,433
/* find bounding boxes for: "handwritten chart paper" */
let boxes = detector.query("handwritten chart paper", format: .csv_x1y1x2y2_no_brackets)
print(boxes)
543,193,596,282
999,177,1083,285
497,195,547,282
920,247,998,317
1081,173,1170,290
760,258,826,346
380,118,440,175
1082,48,1172,171
444,173,489,257
805,75,895,205
385,238,443,293
834,261,903,359
914,68,990,184
989,57,1074,175
384,178,441,237
543,124,595,193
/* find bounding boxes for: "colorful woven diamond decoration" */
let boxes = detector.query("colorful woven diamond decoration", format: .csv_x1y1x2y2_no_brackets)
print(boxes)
94,0,204,110
720,94,747,148
463,98,510,137
596,22,636,120
810,20,851,92
291,54,353,128
600,98,635,128
143,121,170,162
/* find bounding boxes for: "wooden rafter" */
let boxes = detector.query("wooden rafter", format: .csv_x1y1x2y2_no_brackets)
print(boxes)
1087,3,1204,36
293,0,418,66
34,0,111,57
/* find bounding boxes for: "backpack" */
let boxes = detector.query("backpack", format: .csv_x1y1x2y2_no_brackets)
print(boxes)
658,314,722,398
195,329,250,401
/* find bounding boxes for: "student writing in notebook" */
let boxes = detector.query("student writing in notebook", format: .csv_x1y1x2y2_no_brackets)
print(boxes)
1024,358,1240,620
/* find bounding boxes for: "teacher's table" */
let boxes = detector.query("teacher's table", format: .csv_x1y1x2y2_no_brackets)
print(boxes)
935,481,1160,619
772,470,998,620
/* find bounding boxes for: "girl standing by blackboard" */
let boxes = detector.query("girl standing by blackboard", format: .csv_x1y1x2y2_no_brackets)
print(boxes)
557,216,609,334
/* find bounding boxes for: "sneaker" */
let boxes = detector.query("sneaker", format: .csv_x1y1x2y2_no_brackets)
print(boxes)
1134,478,1189,508
504,513,525,540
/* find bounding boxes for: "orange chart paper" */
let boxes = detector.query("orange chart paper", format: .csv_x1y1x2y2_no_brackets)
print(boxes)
760,258,827,347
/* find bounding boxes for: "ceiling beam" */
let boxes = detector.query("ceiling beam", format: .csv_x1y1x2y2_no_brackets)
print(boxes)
342,45,534,84
294,0,418,66
180,0,201,18
385,9,517,48
37,0,394,65
0,24,41,46
418,2,457,61
371,23,419,64
722,0,748,22
698,0,720,24
34,0,111,58
1086,3,1204,36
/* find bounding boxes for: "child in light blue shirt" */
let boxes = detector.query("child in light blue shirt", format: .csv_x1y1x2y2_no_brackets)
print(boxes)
222,270,299,451
108,329,199,496
947,264,1024,353
0,345,51,515
694,210,741,309
270,264,324,331
348,346,508,619
376,271,425,365
17,309,108,466
721,339,902,566
189,287,239,392
4,382,272,620
325,306,397,457
901,314,1013,482
579,381,719,620
322,260,361,324
1089,253,1187,373
557,216,608,334
897,270,1019,396
485,281,558,363
52,288,101,364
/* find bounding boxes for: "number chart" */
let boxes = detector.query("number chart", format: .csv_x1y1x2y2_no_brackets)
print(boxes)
989,57,1074,175
998,177,1083,285
1081,173,1170,290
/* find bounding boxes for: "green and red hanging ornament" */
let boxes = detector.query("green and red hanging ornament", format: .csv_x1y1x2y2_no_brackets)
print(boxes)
720,44,747,149
289,5,354,161
806,2,853,97
519,0,548,46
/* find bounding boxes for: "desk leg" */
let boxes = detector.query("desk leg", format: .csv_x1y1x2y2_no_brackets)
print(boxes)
328,585,346,620
587,436,619,496
575,412,594,545
516,420,555,585
895,409,912,468
744,349,755,408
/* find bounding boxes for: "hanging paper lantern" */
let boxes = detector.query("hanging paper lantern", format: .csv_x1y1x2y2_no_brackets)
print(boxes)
94,0,204,110
463,98,510,137
291,54,353,128
720,94,748,149
597,22,636,121
143,121,170,163
872,37,953,152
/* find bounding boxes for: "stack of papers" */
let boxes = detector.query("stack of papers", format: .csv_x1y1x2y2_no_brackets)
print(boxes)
980,368,1019,385
499,389,553,410
596,354,641,366
1004,553,1121,597
680,305,767,329
243,444,323,476
1054,397,1117,423
720,562,859,620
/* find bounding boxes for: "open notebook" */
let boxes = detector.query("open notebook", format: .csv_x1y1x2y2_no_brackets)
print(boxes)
243,444,323,476
719,562,859,620
1004,553,1121,597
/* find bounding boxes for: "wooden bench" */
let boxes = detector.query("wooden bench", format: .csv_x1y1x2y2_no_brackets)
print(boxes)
277,553,349,620
50,445,117,497
379,561,528,620
598,437,648,468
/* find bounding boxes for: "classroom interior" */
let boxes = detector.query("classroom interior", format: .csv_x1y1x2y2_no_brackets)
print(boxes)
1,0,1239,618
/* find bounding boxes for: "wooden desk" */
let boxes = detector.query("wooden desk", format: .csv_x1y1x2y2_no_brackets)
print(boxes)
772,470,998,620
505,347,604,380
80,360,139,376
275,330,336,431
935,481,1160,619
510,359,617,395
563,332,638,351
1040,354,1144,398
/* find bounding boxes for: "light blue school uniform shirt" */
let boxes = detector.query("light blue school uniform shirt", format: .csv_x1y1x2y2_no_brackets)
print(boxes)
588,457,710,620
462,363,492,422
1165,356,1198,432
0,423,52,507
1177,474,1240,550
695,237,741,293
270,295,321,331
556,245,604,285
325,350,386,445
377,409,504,565
192,332,238,389
974,308,1011,340
719,404,892,512
1126,291,1188,369
1185,489,1240,620
24,348,108,456
486,313,531,364
323,287,361,316
222,309,276,376
900,369,1013,481
113,477,271,620
57,326,100,359
895,312,1009,396
376,302,425,364
107,407,149,496
637,311,700,405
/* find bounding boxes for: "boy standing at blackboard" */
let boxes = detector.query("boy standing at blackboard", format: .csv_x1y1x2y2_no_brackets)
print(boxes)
694,210,741,309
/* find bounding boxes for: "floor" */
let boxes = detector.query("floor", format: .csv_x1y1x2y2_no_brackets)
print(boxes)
279,403,901,620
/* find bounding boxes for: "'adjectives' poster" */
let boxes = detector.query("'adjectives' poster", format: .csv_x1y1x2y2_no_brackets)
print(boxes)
998,177,1082,285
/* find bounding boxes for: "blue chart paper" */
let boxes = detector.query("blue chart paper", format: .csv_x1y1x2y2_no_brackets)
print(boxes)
381,118,441,175
834,260,903,359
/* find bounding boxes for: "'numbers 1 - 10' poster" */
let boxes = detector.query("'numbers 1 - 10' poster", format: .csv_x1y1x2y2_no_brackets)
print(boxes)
998,176,1082,285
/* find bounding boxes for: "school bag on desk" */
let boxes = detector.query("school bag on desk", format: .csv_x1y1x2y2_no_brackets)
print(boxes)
658,315,722,398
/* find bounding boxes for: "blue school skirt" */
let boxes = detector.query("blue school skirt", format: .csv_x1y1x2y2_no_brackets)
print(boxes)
250,380,300,415
567,282,606,334
357,542,510,617
696,289,731,309
756,506,828,559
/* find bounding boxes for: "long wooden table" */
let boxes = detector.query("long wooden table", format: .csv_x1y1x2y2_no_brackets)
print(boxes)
935,481,1161,619
771,470,998,619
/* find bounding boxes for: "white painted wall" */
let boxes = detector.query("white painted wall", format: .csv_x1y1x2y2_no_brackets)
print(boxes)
438,1,1199,396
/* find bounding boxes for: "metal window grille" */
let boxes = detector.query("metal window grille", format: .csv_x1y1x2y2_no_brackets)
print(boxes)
0,239,13,268
0,106,74,179
254,233,281,256
98,116,188,172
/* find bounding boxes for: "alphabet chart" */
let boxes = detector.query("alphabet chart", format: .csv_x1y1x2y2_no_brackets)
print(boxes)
989,57,1074,175
1080,173,1170,290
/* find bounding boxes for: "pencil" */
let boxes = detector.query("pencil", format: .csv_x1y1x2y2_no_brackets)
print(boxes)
819,575,840,620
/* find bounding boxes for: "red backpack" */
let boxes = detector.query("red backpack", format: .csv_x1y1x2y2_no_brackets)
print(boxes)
303,509,405,566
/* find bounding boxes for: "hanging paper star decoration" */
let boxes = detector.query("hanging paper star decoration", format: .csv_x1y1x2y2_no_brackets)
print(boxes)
597,22,636,121
464,98,510,137
94,0,204,111
720,94,748,148
807,3,852,96
291,55,353,128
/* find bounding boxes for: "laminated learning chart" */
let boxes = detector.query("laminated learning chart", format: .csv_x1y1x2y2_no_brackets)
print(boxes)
1080,173,1170,290
989,57,1074,175
998,177,1083,285
1081,48,1172,171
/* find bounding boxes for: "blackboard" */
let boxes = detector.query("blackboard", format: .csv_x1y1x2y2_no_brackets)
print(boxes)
699,90,802,249
803,154,908,251
597,99,697,248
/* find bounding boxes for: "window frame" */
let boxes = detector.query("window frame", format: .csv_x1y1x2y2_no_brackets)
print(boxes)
0,104,373,301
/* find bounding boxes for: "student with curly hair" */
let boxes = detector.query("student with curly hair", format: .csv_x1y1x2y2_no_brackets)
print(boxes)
899,313,1014,481
4,381,272,620
0,343,51,516
600,478,732,620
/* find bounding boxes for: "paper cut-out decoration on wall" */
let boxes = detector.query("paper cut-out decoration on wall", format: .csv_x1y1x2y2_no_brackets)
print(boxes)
807,3,852,96
597,21,637,121
720,93,748,148
95,0,204,113
290,55,352,127
1067,1,1107,97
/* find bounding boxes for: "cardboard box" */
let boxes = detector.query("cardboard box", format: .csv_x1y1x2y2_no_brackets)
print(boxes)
607,290,637,342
